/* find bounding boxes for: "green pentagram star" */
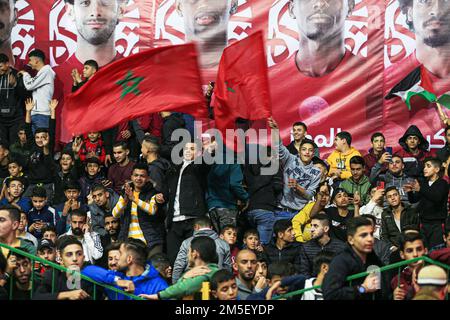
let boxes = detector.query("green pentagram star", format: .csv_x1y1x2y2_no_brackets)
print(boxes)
116,70,144,100
225,81,235,93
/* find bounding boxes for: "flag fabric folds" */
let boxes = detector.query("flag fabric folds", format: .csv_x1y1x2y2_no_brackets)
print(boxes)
385,65,450,110
64,43,207,136
212,31,272,150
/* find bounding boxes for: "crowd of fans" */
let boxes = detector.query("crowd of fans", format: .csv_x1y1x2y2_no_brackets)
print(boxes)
0,50,449,301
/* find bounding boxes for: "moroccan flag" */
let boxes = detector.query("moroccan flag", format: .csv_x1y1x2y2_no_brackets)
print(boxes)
385,65,450,110
212,31,272,151
64,43,207,135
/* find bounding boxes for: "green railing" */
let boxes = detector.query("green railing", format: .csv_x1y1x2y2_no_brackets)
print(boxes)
273,256,450,300
0,243,144,300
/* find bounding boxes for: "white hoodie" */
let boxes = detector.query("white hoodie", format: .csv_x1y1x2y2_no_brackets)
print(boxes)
22,64,55,116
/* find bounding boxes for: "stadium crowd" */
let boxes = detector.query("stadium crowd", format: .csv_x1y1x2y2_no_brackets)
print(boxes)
0,50,449,301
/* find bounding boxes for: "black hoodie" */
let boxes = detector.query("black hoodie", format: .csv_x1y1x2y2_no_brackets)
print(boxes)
0,68,28,122
160,113,185,160
397,125,432,178
147,157,171,195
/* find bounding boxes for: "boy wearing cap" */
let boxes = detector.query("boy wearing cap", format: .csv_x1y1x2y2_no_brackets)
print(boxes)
36,239,56,273
413,265,448,300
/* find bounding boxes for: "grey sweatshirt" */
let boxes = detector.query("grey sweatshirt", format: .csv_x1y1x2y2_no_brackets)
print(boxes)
22,64,55,116
277,142,321,211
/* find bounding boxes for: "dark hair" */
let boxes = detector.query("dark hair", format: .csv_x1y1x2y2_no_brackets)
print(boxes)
243,229,259,240
346,216,373,238
70,209,87,220
292,122,307,131
423,157,443,175
300,138,317,150
331,187,348,202
363,214,377,226
91,182,107,194
63,181,81,192
113,140,129,150
397,0,413,29
267,262,295,279
8,157,23,168
150,252,170,272
104,212,114,220
85,157,101,166
34,128,49,135
84,59,98,71
370,132,385,142
105,242,121,258
350,155,365,166
445,228,450,238
385,185,399,195
316,181,331,194
399,232,425,252
132,163,149,174
6,176,24,188
220,224,237,235
0,140,9,150
58,235,83,253
311,213,330,228
41,225,56,235
210,269,235,291
273,219,292,239
0,204,20,222
312,157,329,172
391,154,403,163
193,216,212,229
312,250,335,276
10,247,31,262
31,186,47,198
190,236,218,264
28,49,45,62
337,131,352,146
122,239,148,267
60,150,74,160
0,53,9,64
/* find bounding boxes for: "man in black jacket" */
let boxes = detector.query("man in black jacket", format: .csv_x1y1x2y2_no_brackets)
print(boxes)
22,98,57,203
165,141,209,265
141,135,171,195
299,213,346,278
404,157,449,249
159,111,185,160
263,219,302,273
34,235,94,300
244,146,283,245
0,53,28,145
322,216,386,300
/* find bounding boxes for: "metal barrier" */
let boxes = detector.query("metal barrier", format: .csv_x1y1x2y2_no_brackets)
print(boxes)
272,256,450,300
0,243,144,300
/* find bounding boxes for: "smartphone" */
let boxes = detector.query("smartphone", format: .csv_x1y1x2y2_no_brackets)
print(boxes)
386,147,393,155
377,181,385,190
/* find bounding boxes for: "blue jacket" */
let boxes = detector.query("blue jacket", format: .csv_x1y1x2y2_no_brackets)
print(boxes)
0,197,31,212
82,263,168,300
27,205,57,239
206,163,248,210
246,274,306,300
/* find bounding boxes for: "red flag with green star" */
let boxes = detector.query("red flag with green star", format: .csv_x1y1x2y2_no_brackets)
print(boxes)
212,31,272,151
64,43,207,135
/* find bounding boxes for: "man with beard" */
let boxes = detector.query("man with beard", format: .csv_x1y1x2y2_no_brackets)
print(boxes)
95,212,120,267
105,242,120,270
139,236,219,300
107,141,135,194
55,0,127,145
299,213,346,278
233,249,257,300
59,209,103,264
269,0,374,156
384,0,450,153
175,0,237,75
5,250,34,300
83,239,168,299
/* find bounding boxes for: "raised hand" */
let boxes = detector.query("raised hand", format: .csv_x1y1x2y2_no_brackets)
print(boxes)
49,99,59,111
25,98,35,112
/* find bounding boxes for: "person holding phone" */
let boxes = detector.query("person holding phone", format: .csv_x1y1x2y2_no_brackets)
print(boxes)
363,133,390,177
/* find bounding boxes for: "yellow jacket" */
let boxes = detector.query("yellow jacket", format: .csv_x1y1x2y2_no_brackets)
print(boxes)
292,202,315,243
326,147,361,180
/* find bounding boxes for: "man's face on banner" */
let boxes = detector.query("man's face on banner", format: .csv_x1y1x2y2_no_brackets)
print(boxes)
408,0,450,48
0,0,17,45
176,0,236,42
66,0,124,46
289,0,354,41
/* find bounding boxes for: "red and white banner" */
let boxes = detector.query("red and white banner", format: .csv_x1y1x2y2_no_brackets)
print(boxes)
9,0,449,156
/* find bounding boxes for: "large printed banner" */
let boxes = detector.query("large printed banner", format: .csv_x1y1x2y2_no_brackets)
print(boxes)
7,0,449,156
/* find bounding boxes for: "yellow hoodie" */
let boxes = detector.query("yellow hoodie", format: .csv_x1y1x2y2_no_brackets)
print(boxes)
326,147,361,180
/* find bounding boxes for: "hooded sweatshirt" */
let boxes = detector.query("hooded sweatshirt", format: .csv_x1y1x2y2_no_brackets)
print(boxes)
172,228,231,283
326,147,361,180
397,125,432,178
82,263,168,300
147,157,172,195
340,175,372,210
0,68,26,121
277,142,321,211
22,64,55,116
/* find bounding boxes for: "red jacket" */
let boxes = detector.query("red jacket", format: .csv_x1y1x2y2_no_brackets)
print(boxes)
79,137,106,163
